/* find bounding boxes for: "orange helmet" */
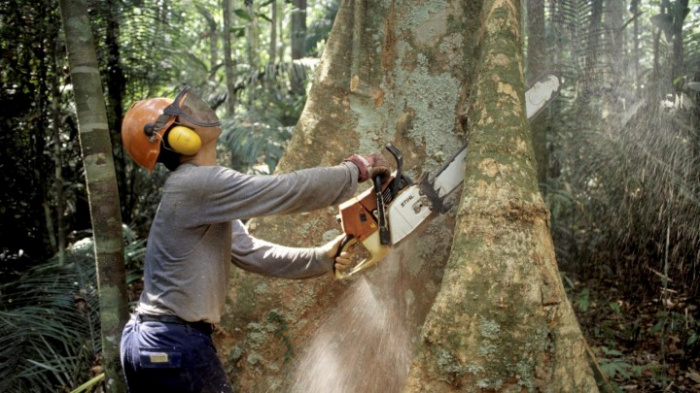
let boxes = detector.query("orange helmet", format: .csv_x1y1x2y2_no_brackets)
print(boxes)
121,97,175,171
121,87,222,171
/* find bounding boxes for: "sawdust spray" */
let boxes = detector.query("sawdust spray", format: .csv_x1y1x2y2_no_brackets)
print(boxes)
290,247,420,392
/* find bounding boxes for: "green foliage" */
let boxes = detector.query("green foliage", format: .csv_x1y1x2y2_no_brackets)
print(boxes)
0,226,146,392
688,332,698,346
305,0,340,56
544,0,700,303
220,59,316,172
0,244,100,392
0,1,87,266
576,288,591,312
650,309,699,352
595,346,645,391
608,302,622,315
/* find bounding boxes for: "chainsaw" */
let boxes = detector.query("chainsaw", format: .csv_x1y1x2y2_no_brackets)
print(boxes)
334,73,561,279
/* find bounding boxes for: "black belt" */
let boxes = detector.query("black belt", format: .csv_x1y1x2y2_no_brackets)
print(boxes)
137,313,213,333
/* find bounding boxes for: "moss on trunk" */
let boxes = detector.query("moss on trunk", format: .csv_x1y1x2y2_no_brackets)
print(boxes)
404,1,598,391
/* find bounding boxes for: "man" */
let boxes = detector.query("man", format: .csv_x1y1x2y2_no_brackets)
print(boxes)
119,86,388,392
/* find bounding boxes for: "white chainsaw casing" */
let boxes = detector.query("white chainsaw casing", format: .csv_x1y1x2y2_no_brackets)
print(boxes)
388,185,432,244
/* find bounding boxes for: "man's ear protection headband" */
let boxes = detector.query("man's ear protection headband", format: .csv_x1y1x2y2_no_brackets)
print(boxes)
143,86,221,156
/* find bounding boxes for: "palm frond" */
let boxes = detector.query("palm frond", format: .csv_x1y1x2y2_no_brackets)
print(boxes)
0,227,146,392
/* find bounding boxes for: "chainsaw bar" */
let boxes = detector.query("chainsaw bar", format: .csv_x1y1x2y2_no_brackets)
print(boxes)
388,73,561,244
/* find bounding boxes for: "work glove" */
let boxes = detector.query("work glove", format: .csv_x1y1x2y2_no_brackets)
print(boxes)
344,153,390,183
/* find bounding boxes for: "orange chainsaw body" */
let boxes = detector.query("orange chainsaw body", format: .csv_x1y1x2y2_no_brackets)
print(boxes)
337,177,391,243
334,175,395,279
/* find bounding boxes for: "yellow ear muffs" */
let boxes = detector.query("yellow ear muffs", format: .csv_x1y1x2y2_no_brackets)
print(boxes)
167,126,201,156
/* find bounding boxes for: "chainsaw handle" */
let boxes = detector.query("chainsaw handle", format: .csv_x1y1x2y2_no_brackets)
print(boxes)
333,235,357,279
335,235,356,259
334,232,390,280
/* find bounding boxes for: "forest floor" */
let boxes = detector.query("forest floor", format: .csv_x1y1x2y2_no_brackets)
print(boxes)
126,271,699,392
566,273,700,392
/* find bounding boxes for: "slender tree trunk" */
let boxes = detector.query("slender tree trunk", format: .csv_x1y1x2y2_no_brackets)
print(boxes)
653,29,661,80
197,4,219,76
526,0,549,188
290,0,307,94
218,0,597,391
102,0,127,222
278,2,285,61
291,0,307,60
223,0,236,115
269,0,277,65
36,4,51,257
631,0,640,93
526,0,546,84
586,0,604,92
672,0,689,91
247,1,259,70
51,24,66,265
58,0,128,390
608,0,625,72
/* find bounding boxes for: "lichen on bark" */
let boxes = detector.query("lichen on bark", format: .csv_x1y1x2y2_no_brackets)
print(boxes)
404,0,598,391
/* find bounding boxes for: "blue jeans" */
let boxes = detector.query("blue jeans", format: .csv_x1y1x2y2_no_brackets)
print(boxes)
120,315,233,393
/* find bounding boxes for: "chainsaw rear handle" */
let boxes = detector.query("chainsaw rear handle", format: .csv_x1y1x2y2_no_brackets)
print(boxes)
333,235,356,279
333,232,390,279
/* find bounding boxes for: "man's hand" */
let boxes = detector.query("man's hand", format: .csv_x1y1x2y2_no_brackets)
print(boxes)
325,235,355,272
344,153,390,183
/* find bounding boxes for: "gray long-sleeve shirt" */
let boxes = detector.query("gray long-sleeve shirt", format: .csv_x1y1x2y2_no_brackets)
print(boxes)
136,163,359,323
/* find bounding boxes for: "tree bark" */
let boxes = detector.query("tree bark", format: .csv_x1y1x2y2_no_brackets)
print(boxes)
223,0,237,115
291,0,307,60
671,0,689,91
269,0,277,65
526,0,549,187
197,4,219,75
290,0,307,94
58,0,129,390
585,0,603,94
247,1,259,70
218,0,597,391
631,0,641,91
51,29,66,265
102,0,128,222
405,1,597,390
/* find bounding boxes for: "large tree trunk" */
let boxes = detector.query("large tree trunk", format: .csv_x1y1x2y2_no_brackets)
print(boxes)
218,1,596,391
58,0,129,390
404,1,597,390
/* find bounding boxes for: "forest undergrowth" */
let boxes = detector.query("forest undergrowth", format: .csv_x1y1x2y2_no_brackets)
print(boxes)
564,268,700,392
